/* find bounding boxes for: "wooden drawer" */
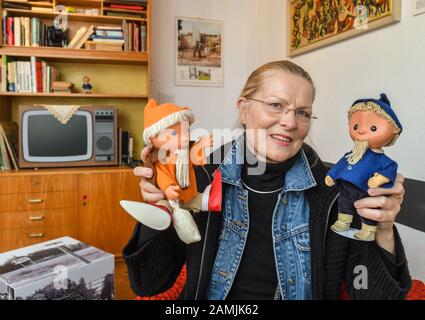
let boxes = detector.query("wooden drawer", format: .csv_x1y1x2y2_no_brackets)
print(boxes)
0,191,76,212
0,208,76,230
0,175,76,194
0,225,78,253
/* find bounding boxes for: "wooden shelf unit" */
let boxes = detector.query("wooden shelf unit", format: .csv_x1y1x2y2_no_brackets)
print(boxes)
0,1,151,254
3,8,147,22
0,0,151,95
0,45,148,64
0,92,148,98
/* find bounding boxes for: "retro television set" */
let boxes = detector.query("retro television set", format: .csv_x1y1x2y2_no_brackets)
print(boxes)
18,105,118,168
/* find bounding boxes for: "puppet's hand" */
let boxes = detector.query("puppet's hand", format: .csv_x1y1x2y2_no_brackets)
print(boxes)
354,173,405,255
134,146,165,203
368,173,391,188
325,175,335,187
165,185,181,200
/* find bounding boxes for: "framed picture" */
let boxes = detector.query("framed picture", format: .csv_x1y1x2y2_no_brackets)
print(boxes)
287,0,401,57
176,17,223,86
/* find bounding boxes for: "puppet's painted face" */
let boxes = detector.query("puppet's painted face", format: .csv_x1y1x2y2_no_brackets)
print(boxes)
150,122,190,151
349,111,396,149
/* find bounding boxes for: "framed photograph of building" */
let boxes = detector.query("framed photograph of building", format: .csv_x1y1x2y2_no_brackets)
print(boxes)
176,17,223,86
287,0,401,57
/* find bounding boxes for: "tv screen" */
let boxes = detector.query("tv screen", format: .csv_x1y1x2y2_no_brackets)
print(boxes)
22,110,93,162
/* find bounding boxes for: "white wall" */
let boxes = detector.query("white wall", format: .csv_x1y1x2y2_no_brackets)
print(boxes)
151,0,425,182
150,0,252,135
151,0,425,284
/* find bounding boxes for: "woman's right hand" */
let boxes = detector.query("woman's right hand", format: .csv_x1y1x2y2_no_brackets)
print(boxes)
133,146,165,203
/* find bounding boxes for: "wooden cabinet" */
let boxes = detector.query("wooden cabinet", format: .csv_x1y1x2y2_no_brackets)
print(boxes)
78,170,142,256
0,167,142,256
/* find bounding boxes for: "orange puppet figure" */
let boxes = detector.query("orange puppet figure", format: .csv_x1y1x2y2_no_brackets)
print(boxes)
120,100,222,244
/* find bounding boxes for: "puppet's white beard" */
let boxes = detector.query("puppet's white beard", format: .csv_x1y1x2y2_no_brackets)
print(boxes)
346,140,369,165
175,148,190,189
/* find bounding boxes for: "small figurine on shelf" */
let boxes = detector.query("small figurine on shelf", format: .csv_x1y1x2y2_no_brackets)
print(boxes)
120,99,222,244
325,93,402,241
82,76,92,94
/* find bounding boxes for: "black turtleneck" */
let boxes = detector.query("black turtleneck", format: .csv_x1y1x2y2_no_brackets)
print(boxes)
227,148,298,300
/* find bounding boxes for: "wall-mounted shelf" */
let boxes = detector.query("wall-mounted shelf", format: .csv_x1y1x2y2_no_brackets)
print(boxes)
0,45,148,64
3,8,146,22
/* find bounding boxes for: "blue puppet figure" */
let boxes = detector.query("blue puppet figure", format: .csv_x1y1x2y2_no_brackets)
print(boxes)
325,93,402,241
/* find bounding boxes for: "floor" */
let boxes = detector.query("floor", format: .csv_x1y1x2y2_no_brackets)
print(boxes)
115,258,136,300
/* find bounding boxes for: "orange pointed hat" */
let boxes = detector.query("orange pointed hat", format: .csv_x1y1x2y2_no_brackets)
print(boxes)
143,99,195,146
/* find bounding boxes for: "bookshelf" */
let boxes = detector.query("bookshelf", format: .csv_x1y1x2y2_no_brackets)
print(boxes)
0,0,151,160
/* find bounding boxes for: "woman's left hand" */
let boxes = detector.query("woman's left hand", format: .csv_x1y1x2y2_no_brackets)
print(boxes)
353,173,405,255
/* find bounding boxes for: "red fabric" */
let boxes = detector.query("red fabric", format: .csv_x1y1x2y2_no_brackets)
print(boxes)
406,280,425,300
135,264,187,300
340,279,425,300
208,169,222,212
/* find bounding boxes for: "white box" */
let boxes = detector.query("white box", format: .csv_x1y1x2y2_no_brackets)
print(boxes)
0,237,115,300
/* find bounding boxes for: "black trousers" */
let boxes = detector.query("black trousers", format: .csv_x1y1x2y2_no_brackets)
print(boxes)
337,180,377,226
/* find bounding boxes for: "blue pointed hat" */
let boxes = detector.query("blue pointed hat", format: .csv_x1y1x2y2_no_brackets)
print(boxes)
350,93,402,134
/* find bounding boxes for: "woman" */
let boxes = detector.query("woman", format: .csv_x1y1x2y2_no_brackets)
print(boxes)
123,60,411,300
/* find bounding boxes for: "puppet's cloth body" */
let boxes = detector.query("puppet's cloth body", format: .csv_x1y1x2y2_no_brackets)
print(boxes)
155,161,198,204
327,149,397,192
154,144,205,204
328,149,398,227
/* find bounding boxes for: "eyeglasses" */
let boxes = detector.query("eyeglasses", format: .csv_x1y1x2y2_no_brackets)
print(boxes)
246,97,318,124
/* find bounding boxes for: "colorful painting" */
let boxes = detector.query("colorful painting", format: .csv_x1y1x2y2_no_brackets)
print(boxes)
287,0,401,56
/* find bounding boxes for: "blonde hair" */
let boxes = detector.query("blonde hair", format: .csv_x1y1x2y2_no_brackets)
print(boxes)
240,60,316,100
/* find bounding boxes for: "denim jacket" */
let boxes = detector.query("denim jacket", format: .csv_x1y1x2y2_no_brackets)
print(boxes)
207,136,317,300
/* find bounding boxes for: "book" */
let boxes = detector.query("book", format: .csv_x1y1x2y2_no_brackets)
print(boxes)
67,26,87,49
94,29,124,38
84,41,123,51
1,122,19,157
109,4,145,11
3,2,31,10
31,17,40,46
1,56,8,92
95,26,123,31
141,24,147,52
14,17,21,46
24,17,30,46
118,127,123,165
6,17,14,46
30,56,36,93
0,129,11,170
0,123,19,170
7,62,16,92
106,11,143,18
2,17,6,45
73,25,94,49
128,137,133,163
91,38,124,43
121,131,129,164
31,7,54,13
52,81,74,89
